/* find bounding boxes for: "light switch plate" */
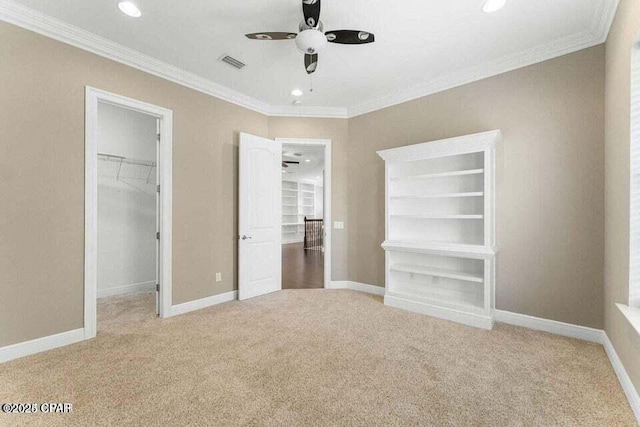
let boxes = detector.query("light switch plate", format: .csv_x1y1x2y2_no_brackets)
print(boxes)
215,272,222,282
334,221,344,229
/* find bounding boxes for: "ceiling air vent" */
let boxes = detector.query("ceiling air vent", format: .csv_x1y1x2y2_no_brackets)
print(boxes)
219,54,246,70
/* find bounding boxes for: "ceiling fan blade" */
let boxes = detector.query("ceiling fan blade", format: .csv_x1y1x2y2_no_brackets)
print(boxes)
325,30,375,45
305,53,318,74
283,161,300,165
245,32,297,40
302,0,321,28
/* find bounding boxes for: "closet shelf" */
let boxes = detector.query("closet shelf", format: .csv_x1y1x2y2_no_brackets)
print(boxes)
98,153,156,167
392,169,484,181
390,263,483,283
382,240,497,259
390,214,483,220
391,192,484,200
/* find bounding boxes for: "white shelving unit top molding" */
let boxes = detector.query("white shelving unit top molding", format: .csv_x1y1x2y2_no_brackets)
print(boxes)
377,130,502,163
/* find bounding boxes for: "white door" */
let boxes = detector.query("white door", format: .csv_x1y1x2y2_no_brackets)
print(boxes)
238,133,282,300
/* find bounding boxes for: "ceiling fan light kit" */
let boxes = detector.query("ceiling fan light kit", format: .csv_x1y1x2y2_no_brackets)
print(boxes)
295,30,328,55
245,0,375,75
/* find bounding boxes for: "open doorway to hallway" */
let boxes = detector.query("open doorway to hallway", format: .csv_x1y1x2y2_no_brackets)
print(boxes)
281,143,325,289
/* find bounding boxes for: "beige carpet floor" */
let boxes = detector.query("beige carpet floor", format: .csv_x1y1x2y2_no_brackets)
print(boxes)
0,290,635,426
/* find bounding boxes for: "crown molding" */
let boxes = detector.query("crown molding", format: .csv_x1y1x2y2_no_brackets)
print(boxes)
591,0,620,44
0,0,618,120
269,105,348,119
0,0,348,119
348,0,620,118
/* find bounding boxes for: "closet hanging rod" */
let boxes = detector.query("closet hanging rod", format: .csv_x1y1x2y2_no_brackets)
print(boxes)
97,153,156,167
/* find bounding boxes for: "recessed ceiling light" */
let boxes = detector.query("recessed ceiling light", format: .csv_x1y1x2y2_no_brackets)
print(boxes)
305,159,311,163
482,0,507,13
292,99,303,106
118,1,142,18
291,89,304,97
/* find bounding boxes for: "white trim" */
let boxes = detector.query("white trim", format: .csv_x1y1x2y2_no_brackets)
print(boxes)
493,310,604,344
328,281,385,296
269,105,348,119
276,138,332,288
603,333,640,421
0,0,347,119
97,281,156,299
0,0,618,119
617,304,640,337
85,87,173,340
377,130,501,162
171,291,238,316
0,328,84,364
348,0,620,118
630,25,640,309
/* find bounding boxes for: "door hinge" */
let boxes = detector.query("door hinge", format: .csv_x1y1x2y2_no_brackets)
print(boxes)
157,133,161,142
156,231,160,240
157,184,160,193
156,283,160,292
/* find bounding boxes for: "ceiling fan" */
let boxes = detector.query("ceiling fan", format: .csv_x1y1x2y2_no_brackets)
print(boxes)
282,151,302,168
245,0,375,75
282,160,300,168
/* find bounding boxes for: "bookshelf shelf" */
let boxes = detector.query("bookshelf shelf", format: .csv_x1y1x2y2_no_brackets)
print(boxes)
281,180,316,243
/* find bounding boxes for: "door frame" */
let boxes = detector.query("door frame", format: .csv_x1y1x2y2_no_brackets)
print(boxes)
276,138,332,289
84,87,173,339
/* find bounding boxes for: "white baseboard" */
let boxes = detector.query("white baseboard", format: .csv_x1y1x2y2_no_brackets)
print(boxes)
386,294,494,330
97,281,156,298
170,290,237,316
603,334,640,421
0,328,85,364
328,281,385,296
493,310,604,344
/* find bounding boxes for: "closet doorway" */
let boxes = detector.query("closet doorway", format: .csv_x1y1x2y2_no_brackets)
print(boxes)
277,139,331,289
84,88,173,339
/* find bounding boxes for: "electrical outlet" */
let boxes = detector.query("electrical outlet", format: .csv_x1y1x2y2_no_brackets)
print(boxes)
334,221,344,229
215,272,222,282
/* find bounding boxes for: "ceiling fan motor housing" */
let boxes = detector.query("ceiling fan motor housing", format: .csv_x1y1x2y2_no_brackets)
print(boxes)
295,29,328,54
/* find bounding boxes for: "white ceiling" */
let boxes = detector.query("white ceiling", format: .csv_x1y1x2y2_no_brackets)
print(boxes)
2,0,618,117
282,144,325,186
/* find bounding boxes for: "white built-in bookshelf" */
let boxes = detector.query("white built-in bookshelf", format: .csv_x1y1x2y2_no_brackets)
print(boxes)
282,180,315,244
377,130,500,329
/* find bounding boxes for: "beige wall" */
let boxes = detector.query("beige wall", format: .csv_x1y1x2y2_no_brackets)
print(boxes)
0,22,269,347
348,45,606,329
604,0,640,395
268,117,349,281
0,13,628,359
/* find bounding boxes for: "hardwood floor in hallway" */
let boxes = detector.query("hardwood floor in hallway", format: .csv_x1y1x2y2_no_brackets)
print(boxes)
282,242,324,289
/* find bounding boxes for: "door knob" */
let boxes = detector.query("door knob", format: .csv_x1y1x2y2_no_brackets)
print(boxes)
241,235,252,240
